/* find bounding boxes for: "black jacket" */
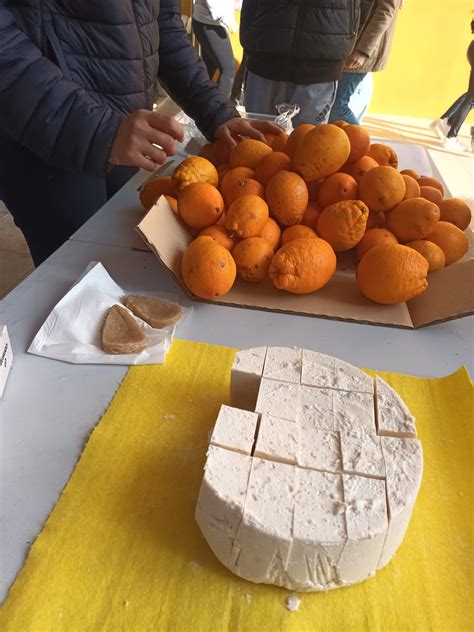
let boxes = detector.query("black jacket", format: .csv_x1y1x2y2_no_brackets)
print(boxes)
240,0,361,84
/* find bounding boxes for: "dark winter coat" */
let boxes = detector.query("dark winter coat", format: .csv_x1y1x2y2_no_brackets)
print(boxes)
0,0,236,175
240,0,362,84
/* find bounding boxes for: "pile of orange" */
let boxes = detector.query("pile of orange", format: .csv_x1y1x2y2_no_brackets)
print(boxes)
139,123,471,304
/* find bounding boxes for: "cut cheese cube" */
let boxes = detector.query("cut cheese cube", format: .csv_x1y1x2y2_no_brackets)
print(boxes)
230,346,267,411
375,375,417,438
298,427,342,474
255,378,300,422
230,459,296,585
210,405,259,455
339,475,388,583
333,390,375,432
263,346,302,384
254,414,298,465
300,385,335,430
195,446,252,565
378,437,423,569
302,349,373,394
289,469,346,590
340,427,385,478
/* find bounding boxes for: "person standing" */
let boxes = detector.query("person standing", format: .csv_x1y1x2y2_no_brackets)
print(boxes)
0,0,279,266
192,1,238,102
329,0,400,125
240,0,361,126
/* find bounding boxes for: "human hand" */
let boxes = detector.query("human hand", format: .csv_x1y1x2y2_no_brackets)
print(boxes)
214,117,284,148
109,110,184,171
345,51,367,69
399,0,404,8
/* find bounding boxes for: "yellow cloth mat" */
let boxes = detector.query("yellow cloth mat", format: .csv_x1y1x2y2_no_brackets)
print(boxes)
1,340,473,632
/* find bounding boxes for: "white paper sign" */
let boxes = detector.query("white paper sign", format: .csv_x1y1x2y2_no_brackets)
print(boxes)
28,262,189,365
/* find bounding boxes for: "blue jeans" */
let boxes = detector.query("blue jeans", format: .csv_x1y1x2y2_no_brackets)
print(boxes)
329,73,368,125
244,70,337,126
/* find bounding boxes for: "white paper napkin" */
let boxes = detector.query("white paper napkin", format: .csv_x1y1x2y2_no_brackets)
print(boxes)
28,262,189,365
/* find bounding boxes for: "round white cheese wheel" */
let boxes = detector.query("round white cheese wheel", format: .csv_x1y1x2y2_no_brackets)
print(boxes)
195,347,423,592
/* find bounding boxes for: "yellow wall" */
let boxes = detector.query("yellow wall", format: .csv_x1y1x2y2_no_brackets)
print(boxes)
370,0,473,121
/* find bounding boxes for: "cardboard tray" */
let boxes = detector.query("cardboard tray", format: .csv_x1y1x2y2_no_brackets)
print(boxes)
136,197,474,329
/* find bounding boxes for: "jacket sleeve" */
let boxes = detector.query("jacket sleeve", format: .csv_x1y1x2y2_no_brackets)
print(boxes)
0,6,123,175
355,0,398,58
157,0,238,140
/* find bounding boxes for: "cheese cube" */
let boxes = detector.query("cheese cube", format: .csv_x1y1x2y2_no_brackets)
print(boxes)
298,427,342,474
301,349,373,394
378,437,423,569
210,405,259,455
255,378,300,422
195,446,252,565
262,346,302,384
333,390,375,432
339,475,388,583
300,385,335,430
254,414,298,465
375,375,417,438
230,459,297,584
340,427,385,478
289,469,346,590
230,346,267,411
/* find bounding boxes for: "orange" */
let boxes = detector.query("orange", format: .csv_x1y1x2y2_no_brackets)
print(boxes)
226,178,265,206
259,217,281,251
425,221,469,265
225,194,269,238
331,120,350,128
164,195,178,214
270,132,289,152
266,170,309,225
317,200,369,251
405,240,446,272
204,139,231,166
342,155,379,183
356,244,429,304
172,156,218,191
229,139,272,169
416,177,444,195
220,167,255,197
177,182,224,229
359,166,406,212
232,237,274,282
255,151,293,186
318,172,358,208
439,198,472,231
367,143,399,168
402,174,421,199
385,197,440,242
343,125,371,163
199,225,238,252
281,225,318,246
181,236,236,299
301,201,322,230
400,169,420,179
356,228,398,260
294,124,351,181
420,186,443,207
217,163,229,188
285,124,316,159
269,237,336,294
139,176,177,210
366,211,386,230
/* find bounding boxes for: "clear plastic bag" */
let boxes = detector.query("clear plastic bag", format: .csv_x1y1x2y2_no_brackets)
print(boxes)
274,103,301,133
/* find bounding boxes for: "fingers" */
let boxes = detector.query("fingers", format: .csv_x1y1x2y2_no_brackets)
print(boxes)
215,124,238,149
238,121,267,142
148,112,184,142
247,119,285,135
135,155,160,172
145,144,167,166
146,127,177,156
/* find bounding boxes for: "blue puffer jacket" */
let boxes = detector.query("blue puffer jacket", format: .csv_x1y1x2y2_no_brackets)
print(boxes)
0,0,237,175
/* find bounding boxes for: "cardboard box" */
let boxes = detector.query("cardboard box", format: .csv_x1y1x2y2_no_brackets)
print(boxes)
136,198,474,329
0,324,13,397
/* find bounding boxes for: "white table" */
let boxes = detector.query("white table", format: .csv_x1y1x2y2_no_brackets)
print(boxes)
1,151,473,604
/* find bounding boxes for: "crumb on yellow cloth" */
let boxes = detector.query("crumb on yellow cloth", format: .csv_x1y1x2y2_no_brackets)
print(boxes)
0,340,473,632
